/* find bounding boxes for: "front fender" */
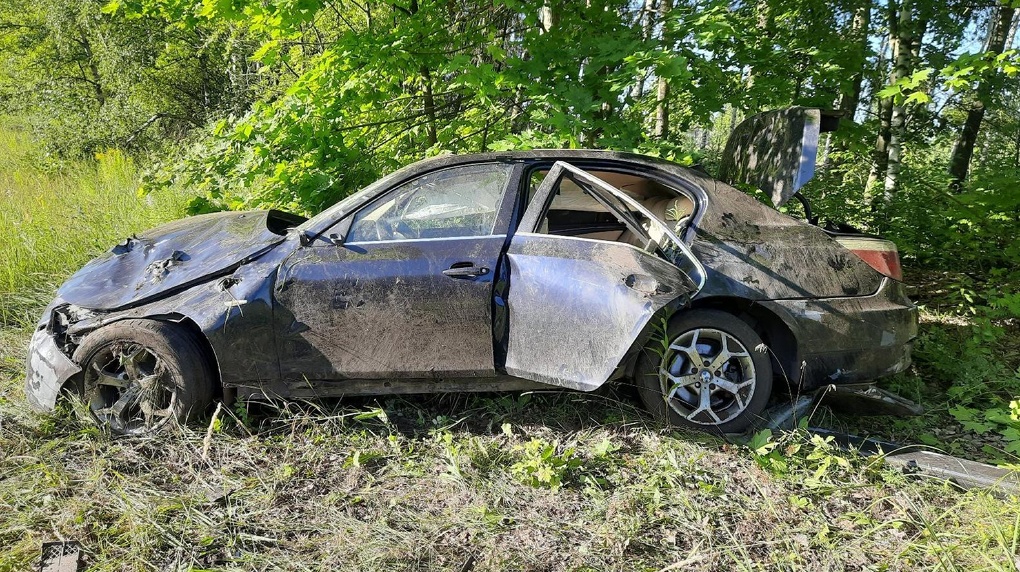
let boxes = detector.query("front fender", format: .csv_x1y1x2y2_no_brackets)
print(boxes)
28,247,289,407
67,256,283,389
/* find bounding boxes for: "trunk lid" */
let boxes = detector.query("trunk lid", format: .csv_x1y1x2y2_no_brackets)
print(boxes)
718,107,840,208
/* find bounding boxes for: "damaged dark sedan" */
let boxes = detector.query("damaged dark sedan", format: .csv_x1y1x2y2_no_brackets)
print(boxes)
26,108,917,435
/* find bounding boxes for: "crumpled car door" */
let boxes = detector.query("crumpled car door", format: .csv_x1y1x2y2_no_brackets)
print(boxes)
503,161,705,391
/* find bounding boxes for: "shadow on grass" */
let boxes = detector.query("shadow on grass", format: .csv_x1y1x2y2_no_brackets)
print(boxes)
221,382,725,453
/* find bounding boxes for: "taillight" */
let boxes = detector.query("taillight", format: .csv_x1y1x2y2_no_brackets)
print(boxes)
835,237,903,281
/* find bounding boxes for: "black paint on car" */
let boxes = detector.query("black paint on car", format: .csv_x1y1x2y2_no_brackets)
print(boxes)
25,111,919,435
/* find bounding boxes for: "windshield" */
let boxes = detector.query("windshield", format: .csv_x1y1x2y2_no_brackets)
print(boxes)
297,168,409,233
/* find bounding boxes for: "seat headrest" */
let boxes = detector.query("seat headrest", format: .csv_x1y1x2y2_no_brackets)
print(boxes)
643,195,694,222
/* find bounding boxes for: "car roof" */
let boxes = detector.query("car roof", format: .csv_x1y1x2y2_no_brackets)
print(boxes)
301,149,721,236
407,148,683,171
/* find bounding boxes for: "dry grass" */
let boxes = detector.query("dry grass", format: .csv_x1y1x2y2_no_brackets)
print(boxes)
2,373,1019,570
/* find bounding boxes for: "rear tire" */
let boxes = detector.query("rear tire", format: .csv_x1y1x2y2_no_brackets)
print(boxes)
636,310,772,434
72,319,214,435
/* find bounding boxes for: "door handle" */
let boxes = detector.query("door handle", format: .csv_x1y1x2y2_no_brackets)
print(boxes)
443,263,489,279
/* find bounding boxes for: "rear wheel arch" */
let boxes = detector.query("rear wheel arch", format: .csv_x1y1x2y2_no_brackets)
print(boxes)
686,296,801,391
634,308,774,433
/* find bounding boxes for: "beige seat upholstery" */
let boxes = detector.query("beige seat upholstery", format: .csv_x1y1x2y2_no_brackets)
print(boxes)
620,194,694,247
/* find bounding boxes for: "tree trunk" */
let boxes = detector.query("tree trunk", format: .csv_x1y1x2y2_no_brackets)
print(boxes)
976,12,1015,168
1006,11,1019,49
420,65,438,147
634,0,656,100
948,4,1016,188
406,0,437,147
540,0,558,33
882,0,917,202
74,30,105,107
743,0,772,112
864,14,895,200
1014,120,1020,168
653,0,671,139
864,96,892,195
838,0,872,118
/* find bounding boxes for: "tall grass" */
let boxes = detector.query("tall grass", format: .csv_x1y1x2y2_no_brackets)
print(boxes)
0,123,186,328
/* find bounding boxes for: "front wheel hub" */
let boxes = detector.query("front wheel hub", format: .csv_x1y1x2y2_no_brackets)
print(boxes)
83,342,176,435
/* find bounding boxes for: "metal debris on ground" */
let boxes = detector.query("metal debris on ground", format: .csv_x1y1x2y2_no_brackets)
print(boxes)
739,393,1020,498
883,449,1020,496
39,542,83,572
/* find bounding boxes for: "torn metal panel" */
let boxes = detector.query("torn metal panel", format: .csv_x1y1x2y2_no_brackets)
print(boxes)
24,328,82,410
504,234,694,391
760,395,816,431
816,383,924,416
791,429,1018,496
56,210,304,311
718,107,840,207
884,450,1020,496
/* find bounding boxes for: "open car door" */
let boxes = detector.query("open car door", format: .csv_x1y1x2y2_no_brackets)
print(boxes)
503,162,706,391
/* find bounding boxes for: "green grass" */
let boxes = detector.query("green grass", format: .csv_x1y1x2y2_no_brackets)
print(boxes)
0,123,187,328
1,395,1019,570
1,122,1019,570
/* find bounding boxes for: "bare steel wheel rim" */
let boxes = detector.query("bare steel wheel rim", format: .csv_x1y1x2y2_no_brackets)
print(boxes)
84,342,176,434
659,327,756,426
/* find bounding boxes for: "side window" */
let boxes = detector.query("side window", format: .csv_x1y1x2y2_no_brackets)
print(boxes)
528,169,694,244
347,163,512,242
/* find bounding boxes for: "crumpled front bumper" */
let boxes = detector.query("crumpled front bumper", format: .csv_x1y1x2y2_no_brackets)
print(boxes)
24,327,81,411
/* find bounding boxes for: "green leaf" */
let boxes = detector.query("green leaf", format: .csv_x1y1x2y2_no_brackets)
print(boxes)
100,0,122,15
748,429,776,456
905,91,931,105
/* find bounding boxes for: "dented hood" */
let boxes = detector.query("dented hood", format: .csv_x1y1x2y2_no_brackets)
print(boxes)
57,210,305,311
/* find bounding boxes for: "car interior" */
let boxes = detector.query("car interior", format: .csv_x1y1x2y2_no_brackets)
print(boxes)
529,169,696,248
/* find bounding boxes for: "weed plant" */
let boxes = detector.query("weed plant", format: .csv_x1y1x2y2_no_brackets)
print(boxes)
0,123,187,329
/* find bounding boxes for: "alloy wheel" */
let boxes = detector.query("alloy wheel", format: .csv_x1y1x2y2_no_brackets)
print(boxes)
659,327,757,426
83,342,176,435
